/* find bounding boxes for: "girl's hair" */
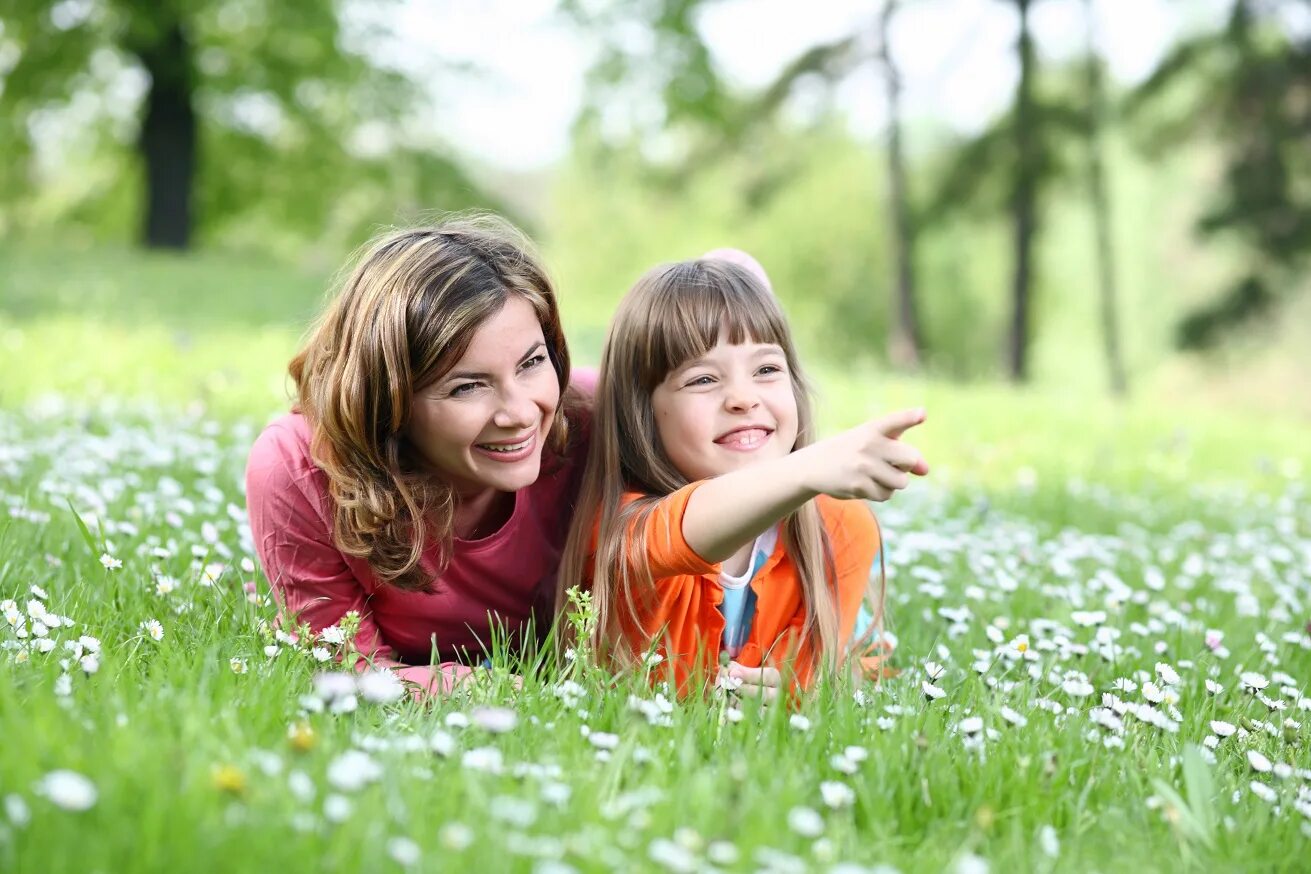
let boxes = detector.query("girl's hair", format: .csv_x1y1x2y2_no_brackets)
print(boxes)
290,214,575,592
557,258,884,679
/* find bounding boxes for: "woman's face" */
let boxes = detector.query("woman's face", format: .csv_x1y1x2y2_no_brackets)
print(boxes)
408,295,561,499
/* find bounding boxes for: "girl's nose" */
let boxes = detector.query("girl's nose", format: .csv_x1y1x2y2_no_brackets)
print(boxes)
722,380,760,414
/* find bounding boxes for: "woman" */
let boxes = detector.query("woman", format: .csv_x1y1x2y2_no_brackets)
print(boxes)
245,215,593,695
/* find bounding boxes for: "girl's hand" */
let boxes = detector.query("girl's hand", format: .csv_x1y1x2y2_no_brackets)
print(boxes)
794,408,929,502
724,661,782,704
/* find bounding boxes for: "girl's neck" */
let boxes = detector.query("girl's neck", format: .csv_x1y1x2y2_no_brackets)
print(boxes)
452,489,515,541
721,541,754,577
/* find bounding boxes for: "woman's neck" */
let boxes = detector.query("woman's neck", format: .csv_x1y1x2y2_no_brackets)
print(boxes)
452,488,515,541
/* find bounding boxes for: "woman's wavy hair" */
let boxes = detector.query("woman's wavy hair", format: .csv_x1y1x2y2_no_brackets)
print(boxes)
557,258,885,681
290,214,574,592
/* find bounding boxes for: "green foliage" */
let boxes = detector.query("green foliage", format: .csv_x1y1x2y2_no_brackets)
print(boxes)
1126,0,1311,349
0,0,504,253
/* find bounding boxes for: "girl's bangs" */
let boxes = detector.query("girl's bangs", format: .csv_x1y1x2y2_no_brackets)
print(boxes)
640,262,790,387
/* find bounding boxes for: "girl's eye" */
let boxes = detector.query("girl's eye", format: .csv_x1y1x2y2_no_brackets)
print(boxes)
757,364,784,376
685,375,715,387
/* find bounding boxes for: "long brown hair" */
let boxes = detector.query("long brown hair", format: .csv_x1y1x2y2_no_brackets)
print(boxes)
557,259,882,679
290,214,574,592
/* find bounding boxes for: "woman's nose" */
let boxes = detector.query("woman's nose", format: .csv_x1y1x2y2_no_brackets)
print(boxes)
493,385,537,429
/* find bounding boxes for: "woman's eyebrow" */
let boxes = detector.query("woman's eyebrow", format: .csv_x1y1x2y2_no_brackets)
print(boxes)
446,342,545,381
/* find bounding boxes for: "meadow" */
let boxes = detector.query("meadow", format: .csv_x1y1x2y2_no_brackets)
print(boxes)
1,245,1309,873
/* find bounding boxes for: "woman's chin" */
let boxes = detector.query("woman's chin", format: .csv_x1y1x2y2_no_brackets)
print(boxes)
473,455,543,493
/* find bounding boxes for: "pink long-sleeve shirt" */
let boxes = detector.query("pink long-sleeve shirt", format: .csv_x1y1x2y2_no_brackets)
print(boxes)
245,378,592,695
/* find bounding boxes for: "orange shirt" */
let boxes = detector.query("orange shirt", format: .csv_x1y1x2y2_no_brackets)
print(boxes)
594,482,881,694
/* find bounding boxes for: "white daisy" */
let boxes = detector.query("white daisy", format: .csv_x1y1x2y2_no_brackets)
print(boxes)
357,670,405,704
820,781,855,809
470,706,518,734
326,750,382,792
35,770,97,811
1155,662,1180,685
787,806,825,838
387,837,421,867
439,822,474,850
319,625,346,646
1210,720,1236,737
1249,781,1277,803
994,706,1022,727
589,732,620,751
323,794,353,822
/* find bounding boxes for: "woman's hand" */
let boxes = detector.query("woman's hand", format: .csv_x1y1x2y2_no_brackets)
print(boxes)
792,408,929,502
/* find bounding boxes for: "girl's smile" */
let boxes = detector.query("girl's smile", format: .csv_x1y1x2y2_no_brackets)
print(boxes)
714,425,774,450
652,333,799,482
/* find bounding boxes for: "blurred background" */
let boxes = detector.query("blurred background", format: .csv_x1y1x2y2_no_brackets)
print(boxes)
1,0,1308,484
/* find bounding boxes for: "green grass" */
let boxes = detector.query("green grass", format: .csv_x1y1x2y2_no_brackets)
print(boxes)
1,247,1309,872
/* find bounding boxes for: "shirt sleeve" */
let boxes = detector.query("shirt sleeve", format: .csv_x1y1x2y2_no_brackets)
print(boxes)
244,424,473,697
623,482,720,580
569,366,599,398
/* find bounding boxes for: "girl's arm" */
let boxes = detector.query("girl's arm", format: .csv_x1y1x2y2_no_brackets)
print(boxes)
681,408,928,563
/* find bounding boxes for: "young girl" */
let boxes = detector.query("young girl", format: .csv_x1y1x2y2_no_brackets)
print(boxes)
558,258,928,699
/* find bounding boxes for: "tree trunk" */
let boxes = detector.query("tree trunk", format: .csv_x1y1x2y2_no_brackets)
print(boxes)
1008,0,1037,382
133,20,196,249
1083,0,1128,396
879,0,922,370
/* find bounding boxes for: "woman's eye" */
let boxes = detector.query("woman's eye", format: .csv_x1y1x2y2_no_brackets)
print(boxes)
520,353,548,371
450,382,482,397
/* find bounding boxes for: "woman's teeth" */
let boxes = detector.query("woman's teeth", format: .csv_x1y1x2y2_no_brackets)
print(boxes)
479,437,531,453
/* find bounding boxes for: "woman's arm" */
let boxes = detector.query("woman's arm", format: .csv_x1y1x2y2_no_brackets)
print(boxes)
246,426,473,697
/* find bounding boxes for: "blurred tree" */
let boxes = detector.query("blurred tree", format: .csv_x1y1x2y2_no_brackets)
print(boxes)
1007,0,1037,383
564,0,924,368
879,0,922,371
1128,0,1311,350
1082,0,1127,395
924,0,1093,383
0,0,492,251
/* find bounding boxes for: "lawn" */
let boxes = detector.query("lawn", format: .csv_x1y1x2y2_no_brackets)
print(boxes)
0,247,1308,872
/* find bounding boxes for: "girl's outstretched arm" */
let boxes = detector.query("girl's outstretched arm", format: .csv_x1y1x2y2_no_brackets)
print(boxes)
680,408,929,563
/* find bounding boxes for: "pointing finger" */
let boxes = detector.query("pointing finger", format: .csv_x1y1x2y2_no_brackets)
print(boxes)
874,408,926,441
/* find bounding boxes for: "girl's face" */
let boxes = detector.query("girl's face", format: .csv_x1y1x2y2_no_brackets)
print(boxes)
651,332,799,483
407,295,560,499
